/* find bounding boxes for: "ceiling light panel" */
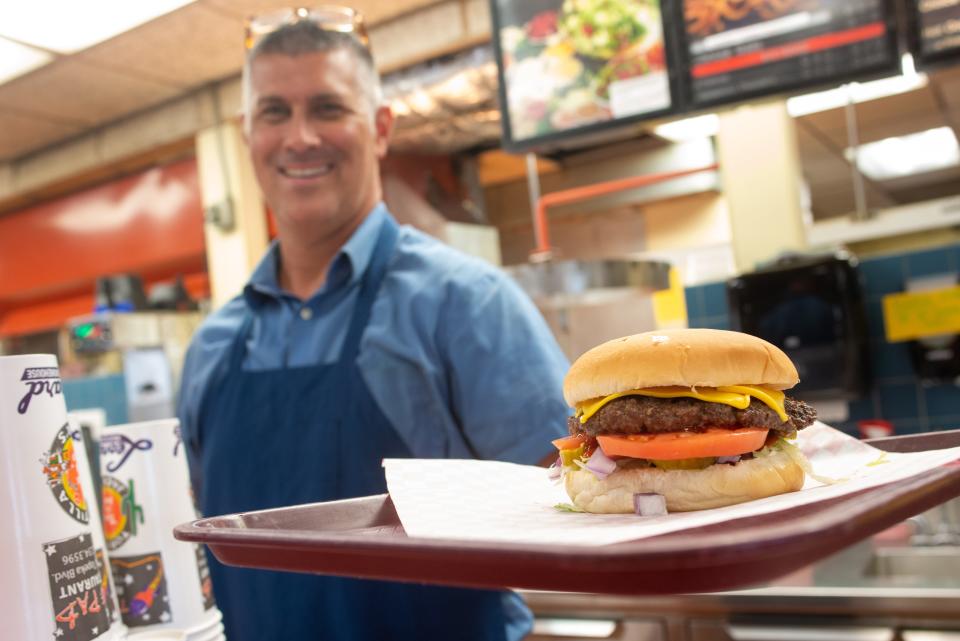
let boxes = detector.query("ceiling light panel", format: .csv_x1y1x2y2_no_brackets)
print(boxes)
653,114,720,142
847,127,960,181
0,0,198,54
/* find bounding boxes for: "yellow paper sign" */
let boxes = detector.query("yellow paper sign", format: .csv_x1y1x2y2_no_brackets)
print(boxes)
653,267,688,329
882,285,960,342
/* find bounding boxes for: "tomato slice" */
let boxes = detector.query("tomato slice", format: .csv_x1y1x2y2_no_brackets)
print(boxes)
597,428,769,461
552,434,588,451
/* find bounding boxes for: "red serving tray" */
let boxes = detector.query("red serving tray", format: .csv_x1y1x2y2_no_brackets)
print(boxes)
174,430,960,594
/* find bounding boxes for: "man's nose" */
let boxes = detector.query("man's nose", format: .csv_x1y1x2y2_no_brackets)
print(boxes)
285,115,321,150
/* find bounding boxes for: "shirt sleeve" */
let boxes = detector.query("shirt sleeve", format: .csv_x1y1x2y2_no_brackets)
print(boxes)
177,337,205,504
438,267,571,464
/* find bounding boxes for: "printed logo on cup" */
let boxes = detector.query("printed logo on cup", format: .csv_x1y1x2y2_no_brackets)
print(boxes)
173,423,183,457
43,532,113,641
18,366,62,414
100,433,153,473
95,548,118,623
41,423,90,524
111,552,172,628
101,476,146,551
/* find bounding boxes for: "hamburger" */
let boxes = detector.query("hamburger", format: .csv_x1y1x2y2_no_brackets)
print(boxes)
553,328,817,514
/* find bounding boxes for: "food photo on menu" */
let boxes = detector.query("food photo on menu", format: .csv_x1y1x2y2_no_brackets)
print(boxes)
682,0,897,105
494,0,673,144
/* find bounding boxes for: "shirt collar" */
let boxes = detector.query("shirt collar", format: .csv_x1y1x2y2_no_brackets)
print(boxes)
244,202,389,307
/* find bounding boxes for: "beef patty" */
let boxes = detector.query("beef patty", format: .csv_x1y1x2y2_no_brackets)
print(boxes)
569,395,816,437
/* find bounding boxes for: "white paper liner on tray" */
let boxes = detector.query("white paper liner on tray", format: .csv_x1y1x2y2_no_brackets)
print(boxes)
384,422,960,547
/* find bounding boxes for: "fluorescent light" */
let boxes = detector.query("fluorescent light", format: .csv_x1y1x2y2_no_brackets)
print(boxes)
389,98,412,117
901,51,918,77
406,89,436,114
653,114,720,142
0,36,53,84
0,0,197,54
846,127,960,181
787,54,927,117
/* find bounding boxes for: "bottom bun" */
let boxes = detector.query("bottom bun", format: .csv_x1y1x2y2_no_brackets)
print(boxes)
564,450,805,513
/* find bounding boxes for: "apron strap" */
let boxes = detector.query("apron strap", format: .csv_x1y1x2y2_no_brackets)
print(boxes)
339,214,399,363
227,312,256,371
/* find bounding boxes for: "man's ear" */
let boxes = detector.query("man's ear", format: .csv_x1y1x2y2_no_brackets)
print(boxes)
374,105,394,158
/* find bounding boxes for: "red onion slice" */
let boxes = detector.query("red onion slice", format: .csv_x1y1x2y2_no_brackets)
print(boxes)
547,457,562,480
634,493,667,516
583,448,617,479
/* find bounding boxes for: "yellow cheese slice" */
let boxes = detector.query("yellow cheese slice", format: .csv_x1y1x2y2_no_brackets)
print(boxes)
576,384,788,424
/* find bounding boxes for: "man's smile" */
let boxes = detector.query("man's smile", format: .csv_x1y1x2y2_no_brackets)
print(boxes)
278,162,335,180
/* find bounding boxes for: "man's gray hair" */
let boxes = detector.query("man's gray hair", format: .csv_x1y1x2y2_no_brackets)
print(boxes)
242,21,383,128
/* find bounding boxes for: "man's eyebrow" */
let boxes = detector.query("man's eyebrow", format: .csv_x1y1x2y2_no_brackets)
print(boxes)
253,93,347,108
307,92,346,103
255,95,286,107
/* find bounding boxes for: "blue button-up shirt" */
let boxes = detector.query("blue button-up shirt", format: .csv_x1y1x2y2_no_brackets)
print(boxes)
178,202,570,468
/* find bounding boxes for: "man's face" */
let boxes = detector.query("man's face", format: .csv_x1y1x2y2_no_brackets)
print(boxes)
246,48,392,235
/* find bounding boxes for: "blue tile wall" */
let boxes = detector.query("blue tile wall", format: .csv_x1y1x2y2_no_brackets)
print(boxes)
859,255,905,297
846,395,878,423
685,282,730,331
872,338,913,380
925,383,959,417
62,374,128,426
905,247,957,278
877,381,921,424
684,287,705,321
684,242,960,436
701,282,728,318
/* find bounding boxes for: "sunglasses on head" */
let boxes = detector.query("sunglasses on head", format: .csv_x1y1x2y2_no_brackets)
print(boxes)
244,5,369,50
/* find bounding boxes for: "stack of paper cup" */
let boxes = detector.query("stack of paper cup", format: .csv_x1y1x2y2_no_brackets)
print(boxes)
0,354,126,641
99,418,223,640
70,416,128,638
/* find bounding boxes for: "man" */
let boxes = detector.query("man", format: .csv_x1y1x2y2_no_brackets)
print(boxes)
178,13,570,641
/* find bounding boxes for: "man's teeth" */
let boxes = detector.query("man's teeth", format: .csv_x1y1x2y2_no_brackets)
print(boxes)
282,164,333,178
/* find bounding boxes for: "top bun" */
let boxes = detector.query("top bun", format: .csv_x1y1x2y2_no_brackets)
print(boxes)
563,329,798,406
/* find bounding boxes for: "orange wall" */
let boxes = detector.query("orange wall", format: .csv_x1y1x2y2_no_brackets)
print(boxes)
0,154,457,337
0,159,207,337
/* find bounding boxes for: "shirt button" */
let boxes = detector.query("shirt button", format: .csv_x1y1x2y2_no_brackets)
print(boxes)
299,307,313,320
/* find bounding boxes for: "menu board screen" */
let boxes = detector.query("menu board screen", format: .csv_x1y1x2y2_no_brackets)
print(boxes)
913,0,960,61
493,0,675,151
682,0,898,107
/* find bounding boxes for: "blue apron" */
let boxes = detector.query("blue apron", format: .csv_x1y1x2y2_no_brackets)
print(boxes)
191,216,510,641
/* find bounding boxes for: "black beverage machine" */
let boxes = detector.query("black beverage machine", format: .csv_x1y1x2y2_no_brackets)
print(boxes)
727,251,870,401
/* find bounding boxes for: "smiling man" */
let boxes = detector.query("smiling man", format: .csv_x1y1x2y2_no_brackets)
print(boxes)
177,13,570,641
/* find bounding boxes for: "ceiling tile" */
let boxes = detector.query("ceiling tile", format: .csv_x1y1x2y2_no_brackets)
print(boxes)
77,3,246,88
947,107,960,126
854,88,943,136
0,58,181,128
798,88,946,151
797,109,847,147
0,109,83,161
797,115,900,215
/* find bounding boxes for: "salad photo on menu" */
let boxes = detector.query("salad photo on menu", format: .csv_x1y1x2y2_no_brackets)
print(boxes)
495,0,672,144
